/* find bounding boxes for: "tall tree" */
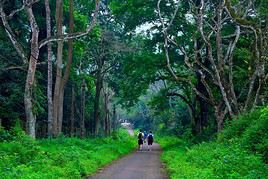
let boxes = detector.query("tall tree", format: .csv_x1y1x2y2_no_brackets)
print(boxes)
45,0,53,138
0,0,40,138
52,0,64,136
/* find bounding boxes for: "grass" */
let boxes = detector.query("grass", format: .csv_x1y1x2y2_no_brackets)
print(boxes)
159,137,268,179
0,128,136,179
158,106,268,179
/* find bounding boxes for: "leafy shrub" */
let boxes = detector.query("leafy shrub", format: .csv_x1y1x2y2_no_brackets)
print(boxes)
0,128,136,178
157,136,186,150
241,107,268,162
218,108,262,141
0,122,26,142
218,106,268,162
186,142,267,178
0,126,11,142
159,105,268,179
159,137,268,179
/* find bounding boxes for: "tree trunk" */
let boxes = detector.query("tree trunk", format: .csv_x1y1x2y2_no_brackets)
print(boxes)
60,0,75,133
24,6,39,139
53,0,74,136
194,38,209,134
80,79,86,138
45,0,53,138
112,104,116,131
216,116,224,132
24,61,37,138
93,70,103,135
104,88,110,135
53,0,64,136
70,85,75,136
215,104,228,132
57,90,64,133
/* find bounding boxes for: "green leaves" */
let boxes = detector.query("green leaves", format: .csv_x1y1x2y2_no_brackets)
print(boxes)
0,129,136,178
159,136,268,179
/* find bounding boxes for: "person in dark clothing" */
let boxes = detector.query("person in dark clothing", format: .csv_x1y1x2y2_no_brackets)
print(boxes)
147,131,154,151
143,131,147,143
137,129,144,150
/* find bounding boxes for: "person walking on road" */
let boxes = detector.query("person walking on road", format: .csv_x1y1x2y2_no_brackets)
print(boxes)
143,131,148,143
147,131,154,151
137,130,144,150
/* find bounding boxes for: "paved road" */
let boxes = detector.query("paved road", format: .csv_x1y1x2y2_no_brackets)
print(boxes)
88,128,166,179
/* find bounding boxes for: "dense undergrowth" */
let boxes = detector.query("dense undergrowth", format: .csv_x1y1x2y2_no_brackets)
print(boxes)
0,128,136,179
159,106,268,179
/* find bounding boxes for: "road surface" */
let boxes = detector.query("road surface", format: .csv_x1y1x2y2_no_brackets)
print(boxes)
88,128,166,179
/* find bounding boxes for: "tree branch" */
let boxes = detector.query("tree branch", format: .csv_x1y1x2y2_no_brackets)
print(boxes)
0,6,27,63
39,0,100,49
2,0,40,20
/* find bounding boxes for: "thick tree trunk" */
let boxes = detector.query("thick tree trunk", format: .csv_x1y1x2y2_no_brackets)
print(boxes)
53,0,64,136
80,80,86,138
70,86,75,136
93,70,103,135
24,75,36,138
60,0,74,133
215,104,228,132
194,38,209,134
216,116,224,132
53,0,74,136
57,90,64,133
112,105,116,131
24,6,40,139
104,89,110,135
45,0,53,138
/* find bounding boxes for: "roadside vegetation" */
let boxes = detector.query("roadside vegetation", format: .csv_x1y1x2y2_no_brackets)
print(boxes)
158,106,268,179
0,128,136,179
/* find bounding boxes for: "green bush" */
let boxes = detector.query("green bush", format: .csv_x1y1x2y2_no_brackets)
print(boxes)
218,106,268,162
0,128,136,179
159,106,268,178
159,137,268,179
241,107,268,162
218,108,262,141
186,142,267,178
0,122,26,142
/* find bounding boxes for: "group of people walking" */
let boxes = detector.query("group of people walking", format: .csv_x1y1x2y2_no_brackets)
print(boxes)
137,130,154,151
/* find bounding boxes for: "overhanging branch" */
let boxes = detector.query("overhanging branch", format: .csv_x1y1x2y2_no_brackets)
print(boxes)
39,0,100,49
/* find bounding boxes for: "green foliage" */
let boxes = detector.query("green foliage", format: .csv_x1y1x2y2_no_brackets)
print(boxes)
0,129,136,178
218,109,262,141
242,109,268,162
159,107,268,178
157,136,187,150
219,106,268,162
159,137,268,179
0,122,27,142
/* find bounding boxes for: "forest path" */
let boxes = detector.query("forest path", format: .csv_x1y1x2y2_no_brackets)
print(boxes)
88,127,166,179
